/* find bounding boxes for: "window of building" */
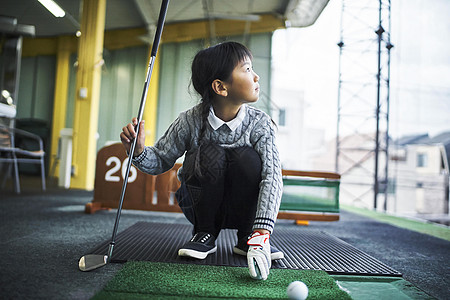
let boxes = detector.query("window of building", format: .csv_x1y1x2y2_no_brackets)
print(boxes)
417,153,428,167
387,178,396,194
278,109,286,127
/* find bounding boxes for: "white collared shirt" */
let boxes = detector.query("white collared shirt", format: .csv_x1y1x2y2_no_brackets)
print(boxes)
207,104,246,131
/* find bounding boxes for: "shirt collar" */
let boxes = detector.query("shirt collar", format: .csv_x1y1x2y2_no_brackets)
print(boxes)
207,104,246,131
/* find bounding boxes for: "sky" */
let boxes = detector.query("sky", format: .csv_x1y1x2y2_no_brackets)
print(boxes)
271,0,450,141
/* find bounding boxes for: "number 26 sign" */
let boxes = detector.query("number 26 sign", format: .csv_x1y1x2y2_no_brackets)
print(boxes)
105,156,137,183
93,143,146,208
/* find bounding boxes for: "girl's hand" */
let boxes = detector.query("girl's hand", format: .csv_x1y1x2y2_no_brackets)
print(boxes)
120,117,145,157
247,231,271,280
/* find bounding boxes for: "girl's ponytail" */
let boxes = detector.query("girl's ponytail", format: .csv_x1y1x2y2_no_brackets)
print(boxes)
194,91,211,179
197,91,211,146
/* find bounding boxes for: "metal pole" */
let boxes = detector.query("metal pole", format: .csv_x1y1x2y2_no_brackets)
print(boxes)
384,0,393,211
374,0,383,210
336,0,345,174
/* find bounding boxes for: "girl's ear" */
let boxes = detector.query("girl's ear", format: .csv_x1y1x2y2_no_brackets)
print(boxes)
211,79,228,97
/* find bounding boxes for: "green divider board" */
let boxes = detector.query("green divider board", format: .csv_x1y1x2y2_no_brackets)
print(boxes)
280,178,340,213
93,261,351,300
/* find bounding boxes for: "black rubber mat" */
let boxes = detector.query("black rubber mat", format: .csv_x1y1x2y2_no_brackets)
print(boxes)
88,222,402,276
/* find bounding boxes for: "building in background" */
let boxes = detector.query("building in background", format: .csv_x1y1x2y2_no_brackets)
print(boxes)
390,132,450,219
271,87,326,171
306,131,450,220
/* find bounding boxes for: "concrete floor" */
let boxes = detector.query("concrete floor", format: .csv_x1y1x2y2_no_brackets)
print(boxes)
0,180,449,299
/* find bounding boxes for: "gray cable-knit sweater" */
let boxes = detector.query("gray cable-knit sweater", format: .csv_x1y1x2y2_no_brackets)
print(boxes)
132,103,283,233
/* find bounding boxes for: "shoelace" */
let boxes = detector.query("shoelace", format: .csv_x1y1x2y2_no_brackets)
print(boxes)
190,233,211,243
200,234,210,243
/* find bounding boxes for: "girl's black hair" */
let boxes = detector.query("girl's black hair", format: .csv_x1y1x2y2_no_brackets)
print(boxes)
191,41,253,145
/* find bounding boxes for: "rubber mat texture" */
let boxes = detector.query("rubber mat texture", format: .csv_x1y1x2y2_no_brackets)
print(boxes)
88,222,402,276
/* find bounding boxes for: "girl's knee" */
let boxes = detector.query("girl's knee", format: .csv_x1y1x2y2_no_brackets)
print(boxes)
227,147,261,180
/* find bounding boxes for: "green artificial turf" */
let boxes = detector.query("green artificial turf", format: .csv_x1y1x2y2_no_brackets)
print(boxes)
92,261,352,299
341,204,450,241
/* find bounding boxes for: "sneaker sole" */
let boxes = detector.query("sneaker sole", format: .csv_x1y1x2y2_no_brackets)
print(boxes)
232,246,285,260
178,246,217,260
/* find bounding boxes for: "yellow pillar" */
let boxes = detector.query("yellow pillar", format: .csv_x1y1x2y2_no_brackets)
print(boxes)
71,0,106,190
143,51,160,146
50,36,72,178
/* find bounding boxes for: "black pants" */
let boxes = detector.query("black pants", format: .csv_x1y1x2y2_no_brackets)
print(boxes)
176,144,262,240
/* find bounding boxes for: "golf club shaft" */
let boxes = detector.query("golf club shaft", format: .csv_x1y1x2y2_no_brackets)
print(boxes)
108,0,170,260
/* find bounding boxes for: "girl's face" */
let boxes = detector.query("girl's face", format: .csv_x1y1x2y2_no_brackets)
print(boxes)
225,57,260,105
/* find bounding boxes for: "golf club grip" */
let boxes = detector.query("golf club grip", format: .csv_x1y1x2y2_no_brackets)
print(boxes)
151,0,170,57
110,0,170,245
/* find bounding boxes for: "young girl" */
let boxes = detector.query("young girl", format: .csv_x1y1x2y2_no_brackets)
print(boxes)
120,41,283,280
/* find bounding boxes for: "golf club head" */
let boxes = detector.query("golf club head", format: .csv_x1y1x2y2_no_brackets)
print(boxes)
78,254,108,272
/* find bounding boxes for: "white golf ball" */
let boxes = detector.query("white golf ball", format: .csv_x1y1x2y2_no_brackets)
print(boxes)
287,280,309,300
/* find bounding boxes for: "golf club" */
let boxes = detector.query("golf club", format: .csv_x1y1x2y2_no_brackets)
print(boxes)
78,0,170,272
